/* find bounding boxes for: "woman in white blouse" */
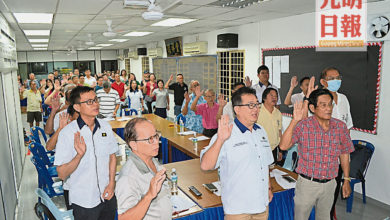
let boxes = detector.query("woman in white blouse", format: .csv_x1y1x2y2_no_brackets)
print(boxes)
152,79,169,119
126,80,144,113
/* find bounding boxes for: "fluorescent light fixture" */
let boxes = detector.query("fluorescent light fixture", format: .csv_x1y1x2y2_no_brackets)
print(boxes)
33,48,47,50
24,30,50,36
124,31,153,37
14,13,53,24
151,18,196,27
96,44,113,47
109,39,129,42
88,47,103,50
31,44,48,47
28,39,49,43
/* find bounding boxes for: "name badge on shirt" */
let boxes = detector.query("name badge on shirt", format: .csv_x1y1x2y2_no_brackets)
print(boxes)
233,142,248,147
260,136,268,142
102,132,107,137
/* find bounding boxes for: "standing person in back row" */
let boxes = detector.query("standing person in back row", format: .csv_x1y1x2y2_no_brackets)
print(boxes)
165,73,188,116
20,81,42,127
279,89,353,220
55,86,118,220
245,65,281,107
200,87,274,220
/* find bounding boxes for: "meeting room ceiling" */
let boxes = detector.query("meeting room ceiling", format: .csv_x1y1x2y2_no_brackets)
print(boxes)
0,0,381,51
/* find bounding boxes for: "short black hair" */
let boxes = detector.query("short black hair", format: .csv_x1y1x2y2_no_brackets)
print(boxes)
257,65,269,74
232,87,257,107
300,77,310,85
71,75,78,80
157,79,164,86
232,81,245,91
320,67,340,79
177,73,183,77
124,118,149,144
67,105,77,116
261,87,278,103
79,74,85,78
129,80,138,92
308,89,334,113
97,76,103,80
69,86,94,105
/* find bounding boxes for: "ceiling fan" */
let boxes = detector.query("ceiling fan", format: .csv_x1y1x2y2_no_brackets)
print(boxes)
102,20,129,37
124,0,182,20
85,33,95,46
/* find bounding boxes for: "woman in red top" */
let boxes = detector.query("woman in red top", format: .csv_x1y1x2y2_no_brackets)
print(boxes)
143,73,157,113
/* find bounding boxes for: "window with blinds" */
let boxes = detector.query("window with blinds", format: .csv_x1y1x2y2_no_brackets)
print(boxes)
217,50,245,99
142,57,150,73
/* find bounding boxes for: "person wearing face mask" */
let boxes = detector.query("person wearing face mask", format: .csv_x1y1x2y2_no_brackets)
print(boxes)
304,67,353,220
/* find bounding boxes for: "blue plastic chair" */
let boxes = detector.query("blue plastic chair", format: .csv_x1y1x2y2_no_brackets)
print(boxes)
176,114,186,125
282,144,298,172
30,126,48,145
346,140,375,212
129,108,138,116
31,156,63,198
35,188,74,220
28,142,57,177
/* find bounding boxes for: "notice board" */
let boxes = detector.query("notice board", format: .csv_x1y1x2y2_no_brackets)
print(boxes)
262,43,382,134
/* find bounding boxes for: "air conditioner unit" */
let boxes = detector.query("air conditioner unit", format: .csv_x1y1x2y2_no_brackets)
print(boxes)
183,41,208,55
147,47,163,57
128,51,139,59
123,0,149,9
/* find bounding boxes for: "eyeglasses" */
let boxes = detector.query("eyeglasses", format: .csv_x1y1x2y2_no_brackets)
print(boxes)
78,97,99,105
325,76,342,81
204,95,215,98
134,131,161,144
235,102,261,109
317,103,334,109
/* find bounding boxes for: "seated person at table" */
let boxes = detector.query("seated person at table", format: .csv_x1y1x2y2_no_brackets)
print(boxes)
284,76,310,107
190,87,219,138
181,80,206,134
116,118,171,220
200,87,274,220
257,88,283,165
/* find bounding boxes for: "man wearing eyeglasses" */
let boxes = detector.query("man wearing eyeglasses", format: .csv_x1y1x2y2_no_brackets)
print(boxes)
200,87,274,220
279,89,354,220
116,118,171,220
54,86,118,220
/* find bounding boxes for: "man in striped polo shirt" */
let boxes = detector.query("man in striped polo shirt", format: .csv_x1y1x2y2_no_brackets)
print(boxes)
96,82,120,118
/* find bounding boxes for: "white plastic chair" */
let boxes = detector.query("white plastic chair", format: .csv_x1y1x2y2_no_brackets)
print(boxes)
35,188,74,220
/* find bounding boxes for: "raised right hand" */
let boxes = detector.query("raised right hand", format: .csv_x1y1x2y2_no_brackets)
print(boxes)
290,76,298,88
194,86,203,97
245,76,252,87
306,76,318,98
217,115,233,142
51,96,61,112
147,168,166,199
292,101,304,122
74,132,86,158
169,74,174,81
184,91,190,103
59,112,70,129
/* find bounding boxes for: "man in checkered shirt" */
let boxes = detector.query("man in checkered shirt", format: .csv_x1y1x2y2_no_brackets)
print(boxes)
280,88,354,220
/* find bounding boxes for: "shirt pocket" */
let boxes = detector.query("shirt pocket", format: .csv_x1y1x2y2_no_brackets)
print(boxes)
95,138,115,157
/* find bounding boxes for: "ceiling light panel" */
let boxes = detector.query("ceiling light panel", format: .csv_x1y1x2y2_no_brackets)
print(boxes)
31,44,48,47
33,48,48,50
14,13,53,24
96,44,113,47
124,32,153,36
151,18,197,27
24,30,51,36
109,39,129,42
28,39,49,43
88,47,103,49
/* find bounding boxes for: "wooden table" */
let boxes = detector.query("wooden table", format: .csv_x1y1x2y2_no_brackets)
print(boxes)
167,134,210,163
163,159,299,209
109,114,187,139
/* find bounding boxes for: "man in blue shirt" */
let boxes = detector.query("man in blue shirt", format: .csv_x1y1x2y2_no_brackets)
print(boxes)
200,87,274,219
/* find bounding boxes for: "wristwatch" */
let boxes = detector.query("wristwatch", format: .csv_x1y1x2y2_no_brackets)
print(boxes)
344,177,351,182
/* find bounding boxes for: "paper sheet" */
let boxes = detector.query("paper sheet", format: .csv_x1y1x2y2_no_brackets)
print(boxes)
189,136,210,141
103,117,115,121
171,195,196,213
270,169,287,178
212,181,222,197
281,55,289,73
178,131,196,136
272,56,281,88
265,56,273,83
117,117,132,121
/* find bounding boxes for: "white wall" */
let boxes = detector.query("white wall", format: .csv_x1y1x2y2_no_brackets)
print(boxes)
259,1,390,205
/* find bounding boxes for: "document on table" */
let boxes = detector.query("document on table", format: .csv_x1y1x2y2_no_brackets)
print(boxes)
188,136,210,141
117,117,132,121
275,175,296,189
171,195,197,213
212,181,222,197
178,131,196,136
103,117,115,121
270,169,287,177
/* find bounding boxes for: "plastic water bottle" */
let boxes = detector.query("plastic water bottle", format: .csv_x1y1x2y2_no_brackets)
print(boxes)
179,119,184,133
192,133,198,150
171,168,178,195
173,117,177,132
138,107,142,117
121,108,125,117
